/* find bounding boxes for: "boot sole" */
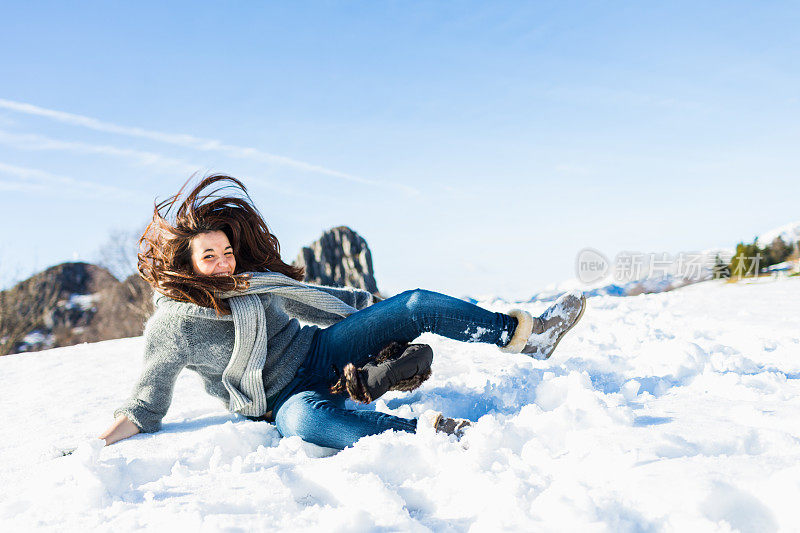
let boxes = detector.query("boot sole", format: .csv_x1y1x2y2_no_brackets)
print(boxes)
540,294,587,360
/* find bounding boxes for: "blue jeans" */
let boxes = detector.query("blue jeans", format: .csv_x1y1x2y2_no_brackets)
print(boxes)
272,288,519,450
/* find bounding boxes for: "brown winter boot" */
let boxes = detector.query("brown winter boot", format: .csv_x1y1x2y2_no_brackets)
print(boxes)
500,292,587,360
421,410,472,438
330,341,433,403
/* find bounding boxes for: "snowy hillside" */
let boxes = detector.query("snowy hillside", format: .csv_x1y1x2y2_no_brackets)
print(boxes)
756,220,800,247
1,277,799,531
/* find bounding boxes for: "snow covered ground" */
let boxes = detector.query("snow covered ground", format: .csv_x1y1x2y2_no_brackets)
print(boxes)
1,276,799,532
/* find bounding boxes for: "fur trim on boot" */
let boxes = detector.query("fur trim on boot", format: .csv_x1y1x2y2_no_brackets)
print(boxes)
498,308,534,353
330,341,433,404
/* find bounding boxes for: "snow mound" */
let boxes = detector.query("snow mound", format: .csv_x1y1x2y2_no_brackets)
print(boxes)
2,277,800,530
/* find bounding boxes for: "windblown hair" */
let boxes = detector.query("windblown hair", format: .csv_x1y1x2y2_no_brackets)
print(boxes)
137,174,305,315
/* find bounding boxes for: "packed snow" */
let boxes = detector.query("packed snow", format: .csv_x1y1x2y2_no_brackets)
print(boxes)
1,276,799,531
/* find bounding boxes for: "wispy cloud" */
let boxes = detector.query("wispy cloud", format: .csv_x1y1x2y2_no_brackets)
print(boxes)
0,179,48,193
0,98,419,195
0,161,146,200
538,86,707,112
0,132,336,201
0,158,336,207
0,129,198,175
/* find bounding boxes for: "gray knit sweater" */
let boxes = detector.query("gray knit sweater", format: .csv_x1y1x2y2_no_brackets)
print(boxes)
114,272,375,433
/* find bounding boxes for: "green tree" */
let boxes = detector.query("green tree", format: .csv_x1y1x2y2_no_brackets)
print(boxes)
728,242,762,279
762,236,793,267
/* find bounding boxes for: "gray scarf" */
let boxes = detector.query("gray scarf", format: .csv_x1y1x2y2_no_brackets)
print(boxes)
157,271,359,417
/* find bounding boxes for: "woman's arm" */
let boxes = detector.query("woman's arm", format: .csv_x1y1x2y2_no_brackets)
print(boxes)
99,414,140,445
111,312,190,434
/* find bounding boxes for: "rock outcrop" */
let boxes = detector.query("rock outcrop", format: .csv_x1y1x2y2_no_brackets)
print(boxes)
293,226,380,296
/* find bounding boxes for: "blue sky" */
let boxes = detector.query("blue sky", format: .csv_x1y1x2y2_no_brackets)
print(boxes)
1,1,798,299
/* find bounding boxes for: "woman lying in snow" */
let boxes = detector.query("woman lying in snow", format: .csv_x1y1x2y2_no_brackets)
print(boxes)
99,174,587,450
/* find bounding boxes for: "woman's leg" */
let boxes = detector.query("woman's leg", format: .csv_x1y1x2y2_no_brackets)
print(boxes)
274,387,417,450
305,288,519,383
273,289,508,448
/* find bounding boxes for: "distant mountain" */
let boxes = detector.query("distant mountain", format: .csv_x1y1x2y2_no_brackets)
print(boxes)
0,262,116,354
755,220,800,248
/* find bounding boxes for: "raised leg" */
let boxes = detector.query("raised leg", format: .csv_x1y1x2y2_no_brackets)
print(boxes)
306,288,519,382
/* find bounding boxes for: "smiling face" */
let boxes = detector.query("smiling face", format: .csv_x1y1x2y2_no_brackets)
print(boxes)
189,230,237,276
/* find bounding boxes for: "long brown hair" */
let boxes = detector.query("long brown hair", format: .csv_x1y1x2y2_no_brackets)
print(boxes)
137,174,305,315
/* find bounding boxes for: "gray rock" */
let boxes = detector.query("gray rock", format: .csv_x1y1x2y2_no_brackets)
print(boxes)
293,226,380,295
